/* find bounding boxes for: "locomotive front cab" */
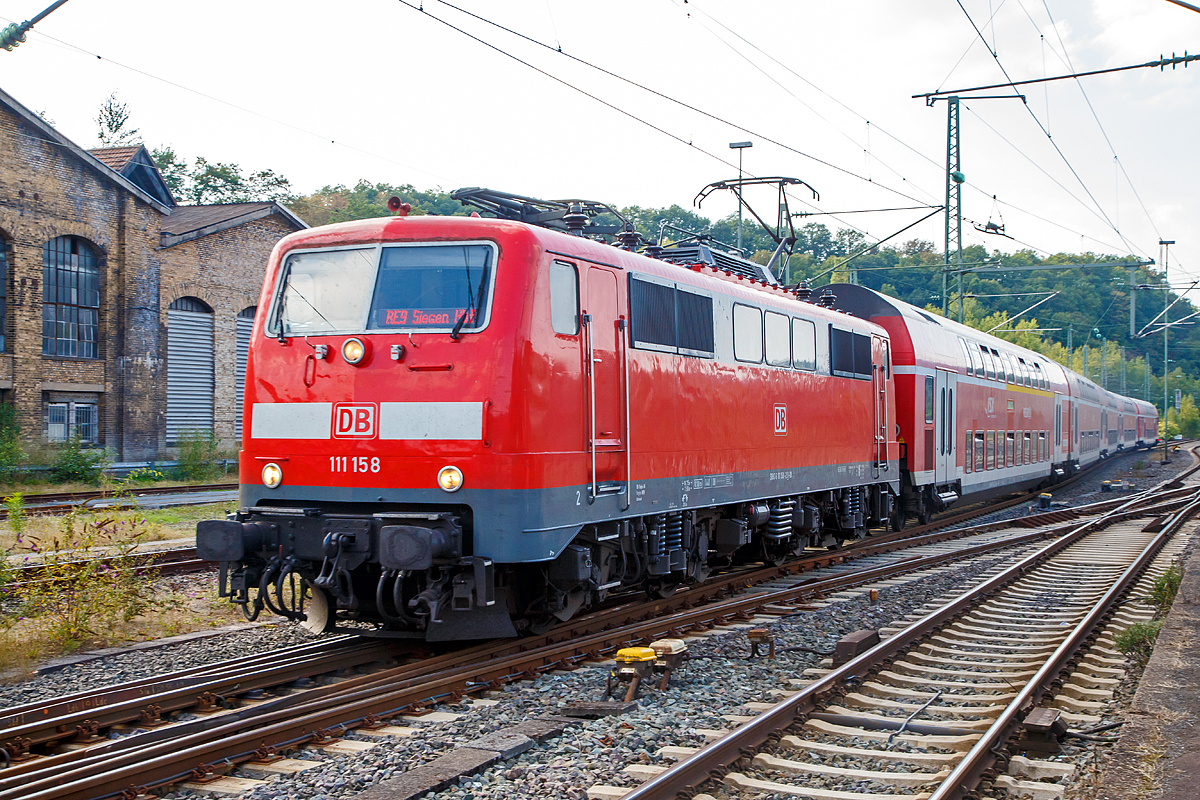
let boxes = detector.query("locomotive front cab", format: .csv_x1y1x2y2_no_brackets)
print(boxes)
198,219,529,640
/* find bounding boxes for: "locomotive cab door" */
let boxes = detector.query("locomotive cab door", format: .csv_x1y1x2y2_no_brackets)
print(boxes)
583,267,627,503
934,368,957,485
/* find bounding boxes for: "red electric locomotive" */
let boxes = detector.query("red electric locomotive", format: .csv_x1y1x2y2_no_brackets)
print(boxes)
197,191,901,640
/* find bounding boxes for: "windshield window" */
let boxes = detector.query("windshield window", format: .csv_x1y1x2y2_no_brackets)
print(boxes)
369,244,492,330
274,248,376,335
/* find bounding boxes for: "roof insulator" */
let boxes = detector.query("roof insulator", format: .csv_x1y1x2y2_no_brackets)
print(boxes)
795,280,813,303
817,288,837,309
563,203,588,236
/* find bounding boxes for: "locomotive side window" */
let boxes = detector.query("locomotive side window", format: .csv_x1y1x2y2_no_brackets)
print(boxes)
831,328,873,380
272,247,377,335
370,244,493,331
792,318,816,371
764,311,790,367
549,261,579,335
733,304,763,363
924,376,934,423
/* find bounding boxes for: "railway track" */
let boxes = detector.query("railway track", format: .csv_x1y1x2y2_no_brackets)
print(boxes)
1,450,1195,800
602,456,1200,800
0,482,237,520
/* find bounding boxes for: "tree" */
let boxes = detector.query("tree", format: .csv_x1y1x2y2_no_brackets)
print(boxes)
96,92,140,147
150,149,295,205
1179,394,1200,438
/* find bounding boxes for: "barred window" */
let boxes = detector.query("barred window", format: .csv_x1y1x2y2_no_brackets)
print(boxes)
43,236,100,358
47,402,98,444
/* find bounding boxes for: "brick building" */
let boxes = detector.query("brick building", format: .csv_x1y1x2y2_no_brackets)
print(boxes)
0,86,306,460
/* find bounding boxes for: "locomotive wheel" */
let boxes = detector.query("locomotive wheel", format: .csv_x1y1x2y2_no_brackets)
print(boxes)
918,505,933,526
761,540,789,567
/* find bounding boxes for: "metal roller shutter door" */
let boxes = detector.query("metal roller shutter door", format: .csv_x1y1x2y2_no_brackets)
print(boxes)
167,308,214,442
235,315,253,434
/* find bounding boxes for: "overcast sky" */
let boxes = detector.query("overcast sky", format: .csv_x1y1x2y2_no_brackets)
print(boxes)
3,0,1198,281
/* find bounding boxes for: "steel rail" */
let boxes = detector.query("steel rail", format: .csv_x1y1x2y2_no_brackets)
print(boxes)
930,491,1200,800
617,477,1197,800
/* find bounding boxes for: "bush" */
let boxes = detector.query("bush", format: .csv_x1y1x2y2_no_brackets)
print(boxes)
19,511,159,649
49,435,107,485
1114,620,1163,664
0,404,21,484
175,429,221,482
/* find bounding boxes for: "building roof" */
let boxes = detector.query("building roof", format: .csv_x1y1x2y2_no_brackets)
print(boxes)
88,145,143,171
86,144,175,208
0,87,171,214
160,201,307,248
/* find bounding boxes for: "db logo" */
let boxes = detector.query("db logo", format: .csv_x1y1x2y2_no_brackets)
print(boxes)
333,403,378,438
774,404,788,436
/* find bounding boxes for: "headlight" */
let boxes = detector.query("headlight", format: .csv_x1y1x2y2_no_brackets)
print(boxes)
262,462,283,489
342,337,366,364
437,465,464,492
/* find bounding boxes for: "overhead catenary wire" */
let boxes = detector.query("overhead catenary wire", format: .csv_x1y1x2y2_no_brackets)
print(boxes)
952,0,1139,258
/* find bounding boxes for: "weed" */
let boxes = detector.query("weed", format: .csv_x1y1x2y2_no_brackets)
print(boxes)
125,467,165,484
4,493,24,539
175,430,221,482
18,511,159,649
49,435,107,485
1148,564,1182,611
1113,620,1164,664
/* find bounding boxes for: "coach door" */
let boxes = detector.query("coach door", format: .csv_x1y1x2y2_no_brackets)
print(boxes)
935,368,957,484
583,268,627,503
1055,394,1064,460
872,335,887,478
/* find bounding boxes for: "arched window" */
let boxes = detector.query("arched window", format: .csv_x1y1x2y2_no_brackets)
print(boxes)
43,236,100,358
236,306,257,433
167,296,214,442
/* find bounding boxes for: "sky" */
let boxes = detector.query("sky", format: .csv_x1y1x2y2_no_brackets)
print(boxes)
2,0,1199,282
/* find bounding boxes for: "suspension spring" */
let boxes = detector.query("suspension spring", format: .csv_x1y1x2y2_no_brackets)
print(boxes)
848,488,862,519
664,512,683,551
766,498,795,541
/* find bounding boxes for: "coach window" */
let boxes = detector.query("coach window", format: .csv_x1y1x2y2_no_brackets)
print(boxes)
549,261,579,335
1024,431,1032,464
792,318,816,371
986,431,996,469
996,350,1014,383
978,344,996,380
958,337,973,376
924,376,934,423
1005,432,1014,466
733,304,763,363
765,311,790,367
964,431,973,473
968,344,984,377
1034,363,1045,389
1015,430,1023,465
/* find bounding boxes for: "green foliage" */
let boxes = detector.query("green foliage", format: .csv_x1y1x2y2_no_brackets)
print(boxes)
95,92,140,147
175,430,221,482
1113,620,1163,663
150,147,294,205
288,180,471,226
1149,564,1183,611
49,435,107,485
19,511,159,648
5,493,25,539
0,402,22,483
